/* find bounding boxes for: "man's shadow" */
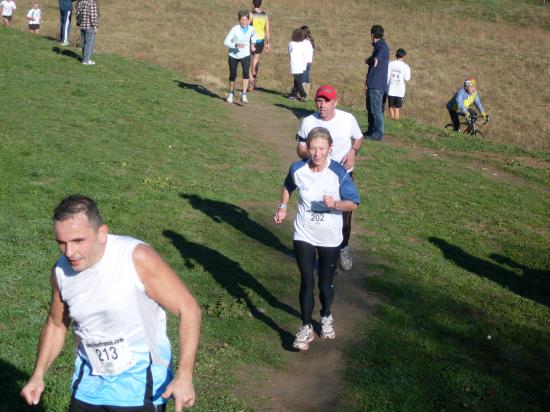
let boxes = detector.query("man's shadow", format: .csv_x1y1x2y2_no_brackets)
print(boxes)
180,193,293,258
163,230,297,350
52,46,81,62
429,237,549,307
254,86,286,97
0,358,44,411
274,103,314,120
173,81,223,100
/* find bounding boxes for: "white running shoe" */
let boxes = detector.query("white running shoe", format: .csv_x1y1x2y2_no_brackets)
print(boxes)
293,324,314,350
320,314,336,339
226,93,234,103
82,60,96,65
241,94,248,103
338,246,353,271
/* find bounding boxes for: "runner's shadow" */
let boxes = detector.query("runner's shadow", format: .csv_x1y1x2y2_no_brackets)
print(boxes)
254,86,286,97
0,358,44,411
274,103,314,120
180,193,293,258
429,237,549,307
163,230,297,350
52,46,81,61
173,81,224,100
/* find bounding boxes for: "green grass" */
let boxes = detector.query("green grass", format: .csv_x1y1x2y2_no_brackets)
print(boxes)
385,0,550,30
1,27,549,412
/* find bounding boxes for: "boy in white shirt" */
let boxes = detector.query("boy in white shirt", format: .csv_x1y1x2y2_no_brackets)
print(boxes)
1,0,16,27
386,48,411,120
26,2,41,33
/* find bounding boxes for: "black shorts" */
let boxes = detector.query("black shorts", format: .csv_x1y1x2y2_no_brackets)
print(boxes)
387,95,404,108
69,398,166,412
29,24,40,30
2,15,12,21
252,41,264,54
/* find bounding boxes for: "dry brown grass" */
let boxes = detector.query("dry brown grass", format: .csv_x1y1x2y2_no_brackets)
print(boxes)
11,0,550,149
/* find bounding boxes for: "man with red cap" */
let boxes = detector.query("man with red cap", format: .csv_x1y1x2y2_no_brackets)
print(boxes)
295,85,364,271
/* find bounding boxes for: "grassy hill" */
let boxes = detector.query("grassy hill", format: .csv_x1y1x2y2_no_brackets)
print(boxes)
1,22,550,412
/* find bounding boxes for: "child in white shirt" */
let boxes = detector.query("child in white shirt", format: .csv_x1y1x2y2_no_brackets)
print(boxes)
386,48,412,120
27,2,41,33
288,28,307,101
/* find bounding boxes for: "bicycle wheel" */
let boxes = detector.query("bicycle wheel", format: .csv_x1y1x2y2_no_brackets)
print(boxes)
444,124,455,131
472,130,484,138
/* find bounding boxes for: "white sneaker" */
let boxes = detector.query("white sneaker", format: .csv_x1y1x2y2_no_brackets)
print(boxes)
82,60,95,65
61,41,69,46
241,94,248,103
338,246,352,271
226,93,234,103
320,314,335,339
293,324,314,350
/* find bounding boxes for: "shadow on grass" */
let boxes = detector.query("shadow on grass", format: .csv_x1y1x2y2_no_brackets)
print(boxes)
253,86,286,97
180,193,293,258
428,237,549,307
274,103,315,120
163,230,298,351
0,358,44,411
173,81,223,100
347,261,550,411
52,46,80,62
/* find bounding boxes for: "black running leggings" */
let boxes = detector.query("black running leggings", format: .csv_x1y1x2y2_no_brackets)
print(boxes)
293,240,339,325
228,55,251,81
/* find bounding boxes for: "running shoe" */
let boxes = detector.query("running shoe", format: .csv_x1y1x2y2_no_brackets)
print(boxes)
320,314,336,339
226,93,234,103
338,246,352,271
293,324,314,350
82,60,96,65
241,94,248,103
61,41,69,46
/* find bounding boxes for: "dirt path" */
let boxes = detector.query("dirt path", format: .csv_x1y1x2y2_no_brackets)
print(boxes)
216,91,381,411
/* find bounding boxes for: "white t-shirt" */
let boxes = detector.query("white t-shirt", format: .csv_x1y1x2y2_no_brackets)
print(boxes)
27,8,41,24
1,0,16,16
297,109,363,171
303,39,314,64
387,60,411,98
288,40,307,74
285,159,360,247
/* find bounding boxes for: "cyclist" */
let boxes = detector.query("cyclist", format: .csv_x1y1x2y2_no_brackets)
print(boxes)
447,77,489,132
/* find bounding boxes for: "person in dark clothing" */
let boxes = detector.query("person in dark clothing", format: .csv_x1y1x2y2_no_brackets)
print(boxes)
364,24,389,140
59,0,74,45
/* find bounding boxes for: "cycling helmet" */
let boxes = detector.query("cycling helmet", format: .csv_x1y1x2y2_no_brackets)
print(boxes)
464,77,477,88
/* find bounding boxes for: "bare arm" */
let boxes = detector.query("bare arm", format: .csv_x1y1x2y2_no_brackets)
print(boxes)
273,186,291,224
322,197,358,212
296,141,308,160
340,137,364,170
265,16,271,50
133,244,201,411
21,270,70,406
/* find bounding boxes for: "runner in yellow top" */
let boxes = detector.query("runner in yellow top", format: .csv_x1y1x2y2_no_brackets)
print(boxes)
248,0,270,91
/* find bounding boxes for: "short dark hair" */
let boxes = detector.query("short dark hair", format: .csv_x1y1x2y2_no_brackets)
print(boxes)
396,48,406,58
252,0,262,7
371,25,384,39
238,9,249,20
53,195,103,229
291,28,305,42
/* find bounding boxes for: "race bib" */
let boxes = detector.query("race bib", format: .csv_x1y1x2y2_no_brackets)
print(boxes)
82,337,135,376
304,210,332,230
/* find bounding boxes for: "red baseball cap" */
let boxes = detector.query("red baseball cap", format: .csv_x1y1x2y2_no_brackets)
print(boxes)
315,85,337,101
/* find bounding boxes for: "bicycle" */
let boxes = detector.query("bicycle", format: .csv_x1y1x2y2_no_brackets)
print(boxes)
445,112,490,137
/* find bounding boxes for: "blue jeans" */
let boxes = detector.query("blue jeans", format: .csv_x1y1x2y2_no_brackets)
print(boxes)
366,88,385,140
302,63,312,84
80,28,96,62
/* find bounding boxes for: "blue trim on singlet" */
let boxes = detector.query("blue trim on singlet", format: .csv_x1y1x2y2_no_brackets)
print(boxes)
328,160,361,204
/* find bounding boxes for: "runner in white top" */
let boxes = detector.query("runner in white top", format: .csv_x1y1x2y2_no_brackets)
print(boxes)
275,127,360,351
21,195,201,412
386,48,411,120
296,85,363,271
1,0,16,27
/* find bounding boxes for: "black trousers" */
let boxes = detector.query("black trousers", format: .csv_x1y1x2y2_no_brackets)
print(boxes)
228,55,251,81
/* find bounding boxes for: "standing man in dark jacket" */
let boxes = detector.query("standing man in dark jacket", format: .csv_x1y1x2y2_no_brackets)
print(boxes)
365,24,389,141
76,0,98,65
59,0,74,46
